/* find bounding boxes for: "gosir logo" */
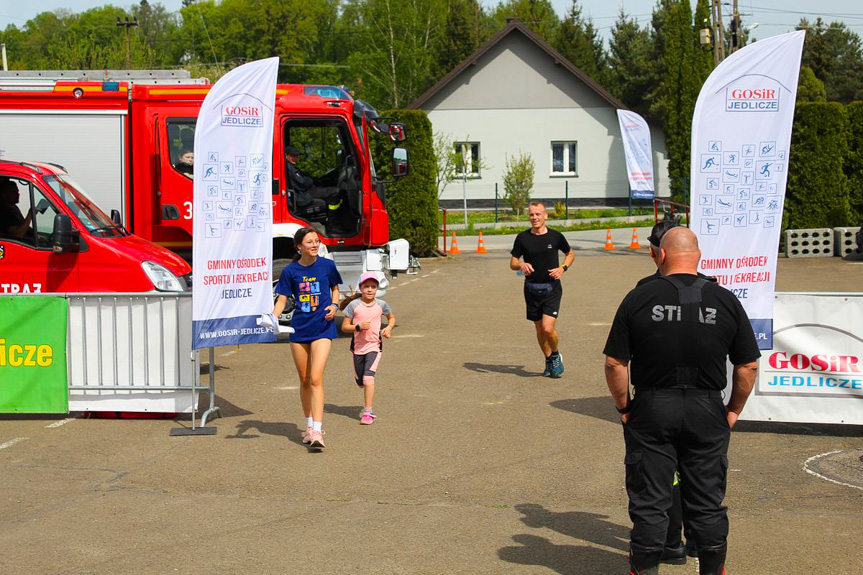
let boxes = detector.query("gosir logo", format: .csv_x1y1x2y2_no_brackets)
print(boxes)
761,323,863,397
726,83,780,112
769,352,860,373
221,103,263,127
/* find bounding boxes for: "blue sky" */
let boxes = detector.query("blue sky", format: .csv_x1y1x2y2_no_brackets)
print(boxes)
1,0,861,45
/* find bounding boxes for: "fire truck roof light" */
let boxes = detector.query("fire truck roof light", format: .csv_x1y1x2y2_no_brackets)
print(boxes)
102,81,120,92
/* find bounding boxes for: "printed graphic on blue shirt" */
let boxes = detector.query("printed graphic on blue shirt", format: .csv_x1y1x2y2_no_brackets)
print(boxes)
298,276,322,312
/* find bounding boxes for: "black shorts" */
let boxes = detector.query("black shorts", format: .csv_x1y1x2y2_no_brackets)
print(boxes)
523,280,562,321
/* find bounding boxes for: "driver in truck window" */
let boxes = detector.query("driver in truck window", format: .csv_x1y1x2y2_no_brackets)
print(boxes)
173,150,194,180
0,177,34,239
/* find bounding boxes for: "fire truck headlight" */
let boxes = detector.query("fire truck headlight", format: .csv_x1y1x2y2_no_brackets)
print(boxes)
142,261,186,292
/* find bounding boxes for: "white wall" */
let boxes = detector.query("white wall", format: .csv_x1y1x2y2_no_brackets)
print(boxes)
430,107,669,202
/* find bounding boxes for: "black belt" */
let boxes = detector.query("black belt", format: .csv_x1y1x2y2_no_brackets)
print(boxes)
639,386,723,398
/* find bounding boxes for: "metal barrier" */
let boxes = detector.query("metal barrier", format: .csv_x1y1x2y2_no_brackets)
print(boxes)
32,292,217,429
652,198,690,225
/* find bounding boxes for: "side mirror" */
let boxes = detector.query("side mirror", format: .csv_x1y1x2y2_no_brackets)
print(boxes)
392,147,409,178
51,214,80,254
110,209,122,226
389,122,407,143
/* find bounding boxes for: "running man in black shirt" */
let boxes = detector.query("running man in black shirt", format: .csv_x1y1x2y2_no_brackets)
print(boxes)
510,201,574,378
604,227,760,575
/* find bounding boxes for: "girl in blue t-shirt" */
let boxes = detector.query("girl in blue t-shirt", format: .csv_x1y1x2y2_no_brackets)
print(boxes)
272,227,342,452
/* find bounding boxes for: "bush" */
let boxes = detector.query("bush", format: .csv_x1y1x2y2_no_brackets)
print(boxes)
373,109,439,256
552,201,567,219
502,152,534,215
785,102,851,229
846,102,863,224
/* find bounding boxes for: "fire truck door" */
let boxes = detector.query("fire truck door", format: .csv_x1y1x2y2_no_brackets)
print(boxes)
156,117,196,248
0,178,78,293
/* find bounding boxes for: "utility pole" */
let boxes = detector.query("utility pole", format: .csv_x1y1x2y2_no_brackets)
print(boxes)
730,0,741,55
710,1,719,65
116,16,139,69
713,0,726,63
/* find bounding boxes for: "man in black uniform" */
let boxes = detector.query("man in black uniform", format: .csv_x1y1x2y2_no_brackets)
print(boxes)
639,218,706,565
285,146,315,193
604,227,760,574
510,201,575,378
638,219,681,286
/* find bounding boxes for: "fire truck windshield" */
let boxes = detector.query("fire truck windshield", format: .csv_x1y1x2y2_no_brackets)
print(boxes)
43,175,125,238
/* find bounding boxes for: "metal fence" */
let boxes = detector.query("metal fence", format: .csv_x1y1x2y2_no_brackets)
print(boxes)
18,292,213,421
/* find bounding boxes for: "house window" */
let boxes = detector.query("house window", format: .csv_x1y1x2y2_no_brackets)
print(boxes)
455,142,481,178
551,141,577,176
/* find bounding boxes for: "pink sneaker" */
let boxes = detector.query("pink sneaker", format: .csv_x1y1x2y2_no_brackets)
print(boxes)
360,411,376,425
308,430,326,450
301,426,313,444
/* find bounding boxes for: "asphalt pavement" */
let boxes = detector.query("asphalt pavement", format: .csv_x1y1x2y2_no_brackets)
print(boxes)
1,246,861,574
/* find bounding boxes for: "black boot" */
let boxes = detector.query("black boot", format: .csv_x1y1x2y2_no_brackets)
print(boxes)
698,544,727,575
685,538,698,558
629,550,663,574
660,543,686,565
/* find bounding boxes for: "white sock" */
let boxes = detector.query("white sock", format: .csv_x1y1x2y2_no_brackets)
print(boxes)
306,417,314,429
313,420,323,432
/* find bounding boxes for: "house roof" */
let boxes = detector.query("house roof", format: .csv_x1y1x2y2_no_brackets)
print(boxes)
409,18,627,111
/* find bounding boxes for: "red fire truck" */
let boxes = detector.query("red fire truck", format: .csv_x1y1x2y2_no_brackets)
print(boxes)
0,77,413,290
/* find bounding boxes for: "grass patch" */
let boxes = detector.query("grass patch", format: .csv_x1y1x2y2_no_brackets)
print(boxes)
439,207,655,227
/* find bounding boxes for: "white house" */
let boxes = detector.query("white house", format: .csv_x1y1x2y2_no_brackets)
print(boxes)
409,19,670,209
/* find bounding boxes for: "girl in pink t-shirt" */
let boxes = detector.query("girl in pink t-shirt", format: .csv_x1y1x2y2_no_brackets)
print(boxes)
340,272,395,424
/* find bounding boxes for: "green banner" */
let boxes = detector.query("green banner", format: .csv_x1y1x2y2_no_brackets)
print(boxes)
0,297,68,413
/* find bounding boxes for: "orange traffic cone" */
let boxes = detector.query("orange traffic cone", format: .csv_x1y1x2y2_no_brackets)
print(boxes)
476,231,487,253
602,228,615,250
449,232,461,254
628,228,642,249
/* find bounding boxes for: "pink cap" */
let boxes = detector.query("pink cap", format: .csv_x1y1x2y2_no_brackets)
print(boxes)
358,271,380,286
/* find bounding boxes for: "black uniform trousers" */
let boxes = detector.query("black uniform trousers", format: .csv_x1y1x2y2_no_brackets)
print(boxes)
623,386,730,553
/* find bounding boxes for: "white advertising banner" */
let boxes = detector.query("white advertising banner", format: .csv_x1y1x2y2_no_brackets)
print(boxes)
690,31,805,349
192,57,279,349
739,293,863,425
616,109,655,199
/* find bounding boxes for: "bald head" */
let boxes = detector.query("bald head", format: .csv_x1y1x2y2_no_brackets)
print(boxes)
658,227,701,275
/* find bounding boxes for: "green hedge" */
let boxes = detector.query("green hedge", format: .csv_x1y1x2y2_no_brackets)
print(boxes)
846,102,863,224
373,109,439,256
785,102,851,229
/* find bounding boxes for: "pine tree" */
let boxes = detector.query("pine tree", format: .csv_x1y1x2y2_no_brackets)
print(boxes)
606,10,653,117
692,0,713,84
432,0,491,79
659,0,699,201
553,0,606,82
